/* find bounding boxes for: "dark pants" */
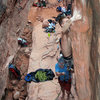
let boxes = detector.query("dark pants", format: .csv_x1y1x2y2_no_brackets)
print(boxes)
58,79,71,92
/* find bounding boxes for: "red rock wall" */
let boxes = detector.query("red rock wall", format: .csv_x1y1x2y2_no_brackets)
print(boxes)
90,0,100,100
70,0,100,100
0,1,17,99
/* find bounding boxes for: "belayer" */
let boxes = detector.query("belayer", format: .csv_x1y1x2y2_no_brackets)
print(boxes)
55,57,74,100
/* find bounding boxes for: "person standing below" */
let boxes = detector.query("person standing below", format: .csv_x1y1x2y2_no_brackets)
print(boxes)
55,57,73,100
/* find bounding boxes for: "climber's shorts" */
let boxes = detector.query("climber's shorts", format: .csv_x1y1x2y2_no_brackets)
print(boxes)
58,79,71,92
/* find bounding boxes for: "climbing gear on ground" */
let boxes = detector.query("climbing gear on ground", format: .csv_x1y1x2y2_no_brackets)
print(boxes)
18,38,28,47
48,33,51,37
9,64,21,80
48,19,53,23
45,27,55,33
25,69,55,82
56,6,62,12
35,71,47,81
24,73,33,82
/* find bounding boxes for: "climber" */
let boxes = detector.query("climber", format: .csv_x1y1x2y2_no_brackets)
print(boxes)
56,13,74,70
55,57,73,100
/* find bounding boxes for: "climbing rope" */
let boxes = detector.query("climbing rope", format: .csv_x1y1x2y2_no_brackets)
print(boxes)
55,90,61,100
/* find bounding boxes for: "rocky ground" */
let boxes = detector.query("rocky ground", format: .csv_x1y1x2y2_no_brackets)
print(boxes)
27,1,78,100
1,22,33,100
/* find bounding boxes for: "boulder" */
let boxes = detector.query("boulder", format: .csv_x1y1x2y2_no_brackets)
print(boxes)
42,20,49,28
13,91,20,100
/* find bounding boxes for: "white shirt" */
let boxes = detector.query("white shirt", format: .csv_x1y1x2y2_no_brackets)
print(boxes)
48,23,55,28
61,7,66,13
18,38,27,43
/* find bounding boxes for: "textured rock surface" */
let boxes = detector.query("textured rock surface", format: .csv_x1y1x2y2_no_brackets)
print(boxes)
90,0,100,100
0,0,33,99
70,2,92,100
0,1,18,99
13,91,20,100
70,0,100,100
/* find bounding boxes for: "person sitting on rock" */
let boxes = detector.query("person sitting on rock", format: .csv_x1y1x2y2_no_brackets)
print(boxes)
55,57,73,100
56,6,67,13
56,4,72,16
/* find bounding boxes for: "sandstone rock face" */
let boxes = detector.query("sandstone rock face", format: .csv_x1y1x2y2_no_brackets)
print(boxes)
0,1,17,99
70,0,100,100
0,0,33,99
0,0,7,23
42,19,49,28
90,0,100,100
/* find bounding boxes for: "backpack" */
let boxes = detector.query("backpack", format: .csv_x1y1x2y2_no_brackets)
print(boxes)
25,69,55,82
48,19,53,23
66,4,72,15
56,6,61,12
9,64,21,80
